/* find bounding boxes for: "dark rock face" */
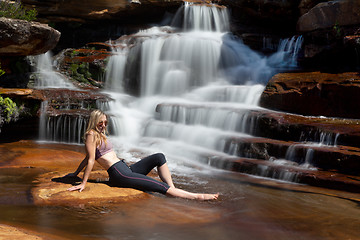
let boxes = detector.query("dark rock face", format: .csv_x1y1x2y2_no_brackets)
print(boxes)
297,0,360,32
0,17,61,88
21,0,183,51
0,17,61,56
21,0,183,22
298,0,327,16
259,72,360,119
297,0,360,72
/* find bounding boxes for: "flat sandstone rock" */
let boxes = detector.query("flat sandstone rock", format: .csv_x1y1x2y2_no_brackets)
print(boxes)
0,141,148,205
0,224,58,240
32,171,147,205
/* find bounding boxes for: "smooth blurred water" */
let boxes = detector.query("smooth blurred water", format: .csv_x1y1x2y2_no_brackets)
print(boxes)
33,52,76,89
100,2,302,176
35,2,307,179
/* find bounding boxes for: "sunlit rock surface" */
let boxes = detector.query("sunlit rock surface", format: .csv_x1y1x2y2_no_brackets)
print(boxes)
0,140,147,206
0,17,60,56
0,224,46,240
33,171,147,206
259,72,360,119
0,224,68,240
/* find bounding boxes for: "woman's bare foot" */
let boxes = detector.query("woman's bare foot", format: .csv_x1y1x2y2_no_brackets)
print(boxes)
166,187,219,200
196,193,219,201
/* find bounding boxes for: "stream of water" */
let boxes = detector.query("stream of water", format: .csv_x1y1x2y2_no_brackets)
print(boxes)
96,3,304,177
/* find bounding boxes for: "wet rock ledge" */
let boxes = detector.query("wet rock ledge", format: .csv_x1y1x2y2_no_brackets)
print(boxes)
260,71,360,119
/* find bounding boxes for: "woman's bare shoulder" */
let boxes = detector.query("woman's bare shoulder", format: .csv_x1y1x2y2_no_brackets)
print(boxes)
85,130,97,142
86,130,95,136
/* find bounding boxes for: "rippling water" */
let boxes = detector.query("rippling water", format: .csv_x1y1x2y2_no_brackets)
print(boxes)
0,149,360,240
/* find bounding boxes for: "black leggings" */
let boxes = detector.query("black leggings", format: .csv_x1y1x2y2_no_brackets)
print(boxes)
107,153,170,194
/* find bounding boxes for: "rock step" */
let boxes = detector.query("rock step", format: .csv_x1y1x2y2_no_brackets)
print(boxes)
220,136,360,176
259,72,360,119
156,102,360,148
142,136,360,192
255,110,360,148
143,118,360,176
202,155,360,193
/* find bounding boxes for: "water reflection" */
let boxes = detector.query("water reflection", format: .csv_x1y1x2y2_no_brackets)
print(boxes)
0,163,360,240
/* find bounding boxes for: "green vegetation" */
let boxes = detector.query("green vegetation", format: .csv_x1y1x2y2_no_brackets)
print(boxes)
333,21,343,38
0,95,22,124
0,0,37,21
70,62,92,84
0,63,5,77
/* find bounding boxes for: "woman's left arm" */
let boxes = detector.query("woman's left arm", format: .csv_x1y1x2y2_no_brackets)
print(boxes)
64,155,88,178
67,133,96,192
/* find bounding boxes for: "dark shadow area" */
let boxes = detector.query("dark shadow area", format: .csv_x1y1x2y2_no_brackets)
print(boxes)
51,175,111,186
0,117,39,143
51,176,82,185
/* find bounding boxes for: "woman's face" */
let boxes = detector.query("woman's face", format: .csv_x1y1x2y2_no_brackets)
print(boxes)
96,115,107,133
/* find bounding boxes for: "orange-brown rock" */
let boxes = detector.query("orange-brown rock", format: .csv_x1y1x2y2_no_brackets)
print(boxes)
32,171,147,206
0,224,67,240
0,87,111,115
0,140,148,205
0,224,43,240
0,140,85,169
259,71,360,119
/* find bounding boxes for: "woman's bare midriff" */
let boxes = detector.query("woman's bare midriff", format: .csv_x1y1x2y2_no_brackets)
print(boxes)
96,151,121,170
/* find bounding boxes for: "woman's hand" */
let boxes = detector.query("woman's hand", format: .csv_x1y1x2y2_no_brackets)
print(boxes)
67,183,86,192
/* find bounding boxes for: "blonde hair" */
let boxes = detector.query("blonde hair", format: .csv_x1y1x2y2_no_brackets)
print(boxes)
84,109,108,147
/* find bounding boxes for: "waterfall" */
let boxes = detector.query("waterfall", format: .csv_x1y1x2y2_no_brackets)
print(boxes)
105,48,127,91
40,113,88,144
267,35,303,68
101,2,285,174
33,51,76,89
180,2,230,32
38,2,310,181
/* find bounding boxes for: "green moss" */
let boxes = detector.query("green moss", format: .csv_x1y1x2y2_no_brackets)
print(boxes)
69,63,92,84
0,0,37,21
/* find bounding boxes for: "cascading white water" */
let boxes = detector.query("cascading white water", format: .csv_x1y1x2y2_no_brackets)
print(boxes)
38,3,308,179
33,51,76,89
105,48,127,91
173,2,230,32
267,35,303,68
101,3,292,172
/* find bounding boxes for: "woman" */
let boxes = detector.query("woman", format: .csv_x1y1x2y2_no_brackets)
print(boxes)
66,110,219,200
